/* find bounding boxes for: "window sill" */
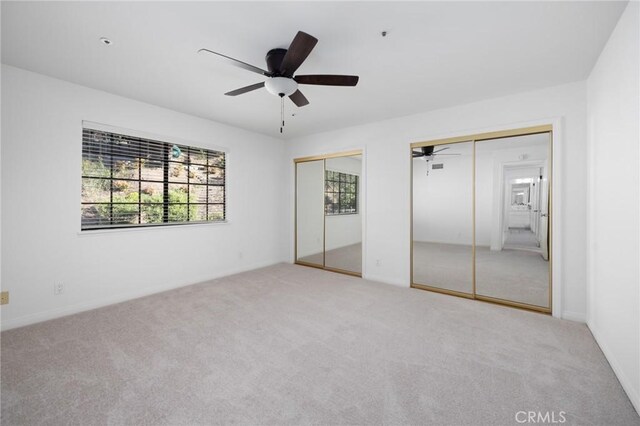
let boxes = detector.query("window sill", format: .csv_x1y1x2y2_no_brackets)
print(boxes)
77,220,230,236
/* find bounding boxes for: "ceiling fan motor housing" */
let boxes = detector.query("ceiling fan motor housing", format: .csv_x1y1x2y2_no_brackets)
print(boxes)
264,48,298,97
265,48,287,74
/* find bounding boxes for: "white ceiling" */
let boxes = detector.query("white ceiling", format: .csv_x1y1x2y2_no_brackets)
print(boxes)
1,1,627,140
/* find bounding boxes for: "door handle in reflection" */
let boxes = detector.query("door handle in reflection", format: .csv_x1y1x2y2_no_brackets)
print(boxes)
541,213,548,217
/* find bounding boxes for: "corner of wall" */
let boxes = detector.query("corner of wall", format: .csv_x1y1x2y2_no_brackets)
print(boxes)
561,311,587,323
588,319,640,415
584,0,640,416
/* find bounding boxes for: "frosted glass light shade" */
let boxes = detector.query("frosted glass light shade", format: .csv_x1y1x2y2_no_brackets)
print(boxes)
265,77,298,96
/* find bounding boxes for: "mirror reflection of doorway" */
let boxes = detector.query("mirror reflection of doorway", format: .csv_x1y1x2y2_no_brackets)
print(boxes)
502,167,548,258
475,133,551,309
411,127,552,314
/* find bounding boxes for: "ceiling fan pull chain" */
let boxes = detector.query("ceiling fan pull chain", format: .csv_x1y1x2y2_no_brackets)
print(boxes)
280,95,285,133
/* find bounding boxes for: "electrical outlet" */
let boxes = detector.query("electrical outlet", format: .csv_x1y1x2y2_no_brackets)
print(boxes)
54,283,64,295
238,251,244,260
0,291,9,305
376,259,381,267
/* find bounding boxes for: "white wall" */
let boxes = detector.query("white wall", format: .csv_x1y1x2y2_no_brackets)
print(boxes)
413,146,474,245
587,2,640,414
475,151,494,247
287,80,587,321
295,160,324,258
1,65,288,330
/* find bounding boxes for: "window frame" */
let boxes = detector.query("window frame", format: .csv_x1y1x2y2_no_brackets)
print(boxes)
324,169,359,216
81,123,227,231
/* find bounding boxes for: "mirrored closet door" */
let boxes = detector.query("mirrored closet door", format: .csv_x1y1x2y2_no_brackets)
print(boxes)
411,127,552,313
474,133,551,310
295,151,362,276
412,141,474,296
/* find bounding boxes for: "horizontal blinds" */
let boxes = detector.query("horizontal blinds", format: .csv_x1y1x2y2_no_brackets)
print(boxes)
81,128,226,230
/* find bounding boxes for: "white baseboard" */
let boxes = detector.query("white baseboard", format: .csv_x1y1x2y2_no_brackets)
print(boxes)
562,310,587,323
588,320,640,416
0,260,282,332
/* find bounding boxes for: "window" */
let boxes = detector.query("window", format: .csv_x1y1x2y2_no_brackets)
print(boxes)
81,127,225,230
324,170,358,215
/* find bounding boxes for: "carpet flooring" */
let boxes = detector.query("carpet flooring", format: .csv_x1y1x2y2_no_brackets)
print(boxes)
413,241,549,308
298,243,362,274
2,264,638,425
504,228,541,250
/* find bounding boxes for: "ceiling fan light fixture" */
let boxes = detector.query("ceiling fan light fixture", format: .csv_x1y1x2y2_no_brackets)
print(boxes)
265,77,298,97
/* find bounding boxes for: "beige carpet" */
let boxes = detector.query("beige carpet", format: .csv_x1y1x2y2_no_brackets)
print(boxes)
413,241,549,307
2,264,638,425
413,241,474,294
298,243,362,274
504,228,541,250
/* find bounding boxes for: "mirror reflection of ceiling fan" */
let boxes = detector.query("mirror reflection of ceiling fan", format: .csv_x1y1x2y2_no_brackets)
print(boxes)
413,146,461,175
412,146,461,160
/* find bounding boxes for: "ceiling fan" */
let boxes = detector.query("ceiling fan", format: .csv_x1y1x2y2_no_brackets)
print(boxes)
413,146,460,175
412,146,460,159
199,31,359,132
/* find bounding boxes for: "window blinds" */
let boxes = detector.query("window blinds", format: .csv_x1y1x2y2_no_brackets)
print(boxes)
81,127,226,230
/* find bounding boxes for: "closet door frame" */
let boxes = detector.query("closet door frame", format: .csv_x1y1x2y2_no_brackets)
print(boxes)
294,149,363,278
410,125,554,314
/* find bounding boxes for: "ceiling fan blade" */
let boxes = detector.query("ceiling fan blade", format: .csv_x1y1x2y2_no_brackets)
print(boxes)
433,147,450,153
412,152,425,158
279,31,318,77
198,48,271,76
295,75,359,86
433,153,460,156
224,82,265,96
289,89,309,107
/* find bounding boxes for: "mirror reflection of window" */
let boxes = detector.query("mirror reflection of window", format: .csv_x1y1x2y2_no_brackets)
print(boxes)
325,155,362,274
295,153,363,277
325,170,358,215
